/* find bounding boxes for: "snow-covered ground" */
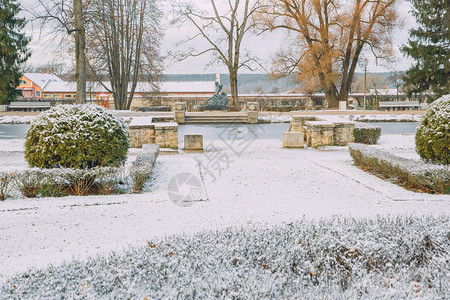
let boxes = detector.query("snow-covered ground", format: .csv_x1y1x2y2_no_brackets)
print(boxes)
0,134,448,285
0,116,35,124
340,114,422,122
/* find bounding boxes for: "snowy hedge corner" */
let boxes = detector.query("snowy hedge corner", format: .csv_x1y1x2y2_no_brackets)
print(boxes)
354,123,381,144
416,95,450,165
25,104,129,169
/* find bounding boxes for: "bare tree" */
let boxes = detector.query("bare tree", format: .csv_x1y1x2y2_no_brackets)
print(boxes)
172,0,262,109
85,0,162,110
73,0,86,104
30,0,86,103
258,0,399,108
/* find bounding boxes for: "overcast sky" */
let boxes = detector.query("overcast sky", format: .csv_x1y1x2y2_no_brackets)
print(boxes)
20,0,416,74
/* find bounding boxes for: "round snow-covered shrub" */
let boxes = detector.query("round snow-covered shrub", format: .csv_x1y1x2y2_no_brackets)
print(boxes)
25,104,129,169
415,95,450,165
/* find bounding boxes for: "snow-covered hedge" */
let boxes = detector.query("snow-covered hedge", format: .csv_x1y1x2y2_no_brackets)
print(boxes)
416,95,450,165
129,144,160,193
349,143,449,194
1,216,448,298
354,123,381,144
25,104,129,169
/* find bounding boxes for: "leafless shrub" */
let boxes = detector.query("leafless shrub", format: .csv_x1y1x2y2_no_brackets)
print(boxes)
0,172,16,201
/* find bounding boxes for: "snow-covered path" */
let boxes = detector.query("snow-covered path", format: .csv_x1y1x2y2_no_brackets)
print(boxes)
0,138,448,283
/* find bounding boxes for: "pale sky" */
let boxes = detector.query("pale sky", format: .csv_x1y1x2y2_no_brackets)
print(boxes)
20,0,416,74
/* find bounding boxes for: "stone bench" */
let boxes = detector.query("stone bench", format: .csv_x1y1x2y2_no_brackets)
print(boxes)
8,101,51,112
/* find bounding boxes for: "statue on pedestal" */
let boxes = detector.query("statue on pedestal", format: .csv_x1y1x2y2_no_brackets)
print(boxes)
204,74,228,111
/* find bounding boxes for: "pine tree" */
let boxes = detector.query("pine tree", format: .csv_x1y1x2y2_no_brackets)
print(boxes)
401,0,450,99
0,0,30,105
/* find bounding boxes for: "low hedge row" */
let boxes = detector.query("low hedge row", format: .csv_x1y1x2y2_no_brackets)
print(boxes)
349,143,449,194
0,145,160,200
354,123,381,144
129,144,160,193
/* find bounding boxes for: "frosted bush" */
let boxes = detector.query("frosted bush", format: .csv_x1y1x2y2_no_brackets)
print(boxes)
25,104,129,169
416,95,450,165
1,216,448,298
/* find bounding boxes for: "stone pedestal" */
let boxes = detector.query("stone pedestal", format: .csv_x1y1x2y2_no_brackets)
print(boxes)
184,134,203,151
174,102,186,124
289,115,317,141
283,132,304,148
248,111,259,124
339,101,347,110
306,121,335,147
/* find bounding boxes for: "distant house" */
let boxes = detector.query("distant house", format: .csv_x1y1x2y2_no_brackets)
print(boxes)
17,73,215,102
18,72,71,99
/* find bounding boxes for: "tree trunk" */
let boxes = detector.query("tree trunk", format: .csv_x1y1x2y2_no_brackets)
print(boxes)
229,69,238,109
324,89,339,108
74,0,86,104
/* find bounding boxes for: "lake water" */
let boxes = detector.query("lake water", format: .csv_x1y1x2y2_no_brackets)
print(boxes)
0,122,419,141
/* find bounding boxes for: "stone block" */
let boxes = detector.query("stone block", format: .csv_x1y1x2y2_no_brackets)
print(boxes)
155,123,178,149
248,111,259,124
339,101,347,110
185,134,203,151
306,121,335,147
333,123,355,146
283,132,304,148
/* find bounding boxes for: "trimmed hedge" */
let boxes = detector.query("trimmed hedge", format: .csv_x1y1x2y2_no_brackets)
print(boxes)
354,123,381,144
349,143,449,194
25,104,129,169
416,95,450,165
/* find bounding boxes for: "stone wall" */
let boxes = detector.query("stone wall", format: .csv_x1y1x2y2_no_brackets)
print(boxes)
128,126,156,148
287,115,355,147
155,124,178,149
128,117,178,149
131,95,325,112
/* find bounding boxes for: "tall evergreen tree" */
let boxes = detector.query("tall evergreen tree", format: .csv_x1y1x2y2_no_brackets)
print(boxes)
0,0,30,105
401,0,450,99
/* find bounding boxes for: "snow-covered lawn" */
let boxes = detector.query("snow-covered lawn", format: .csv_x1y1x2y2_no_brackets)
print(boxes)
0,133,448,291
